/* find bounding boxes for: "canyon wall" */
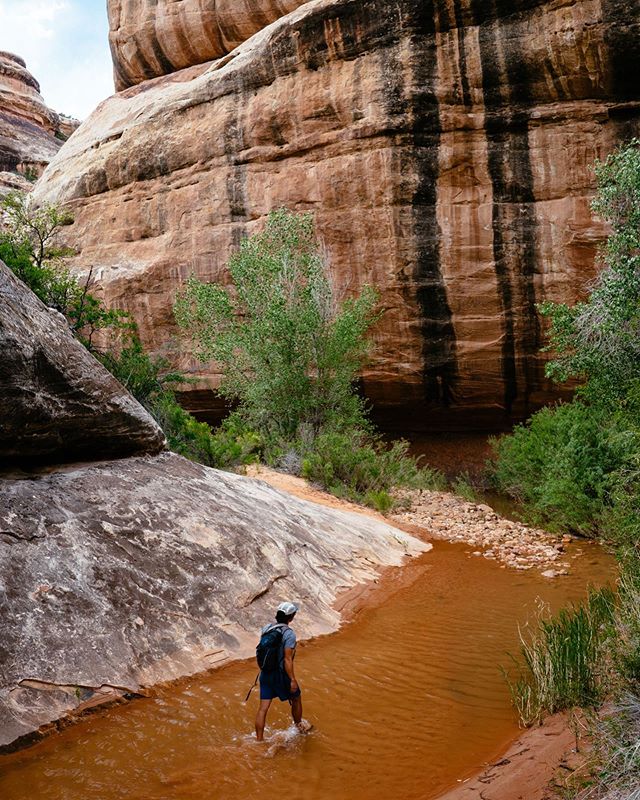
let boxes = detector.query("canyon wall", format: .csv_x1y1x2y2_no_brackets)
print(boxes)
0,52,78,195
34,0,640,429
108,0,309,90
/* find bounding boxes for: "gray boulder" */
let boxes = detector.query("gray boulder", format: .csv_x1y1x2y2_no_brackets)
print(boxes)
0,260,165,463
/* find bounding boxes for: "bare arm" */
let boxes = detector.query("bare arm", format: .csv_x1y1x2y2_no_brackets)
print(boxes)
283,647,298,690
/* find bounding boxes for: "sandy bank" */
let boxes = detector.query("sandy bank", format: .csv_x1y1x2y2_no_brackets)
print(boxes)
438,713,587,800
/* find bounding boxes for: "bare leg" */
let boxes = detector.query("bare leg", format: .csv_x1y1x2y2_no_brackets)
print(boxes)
291,695,303,726
255,699,272,741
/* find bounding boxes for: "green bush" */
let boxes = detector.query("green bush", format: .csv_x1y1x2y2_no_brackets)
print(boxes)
491,401,628,534
175,209,379,447
451,472,478,503
98,338,185,405
301,430,445,509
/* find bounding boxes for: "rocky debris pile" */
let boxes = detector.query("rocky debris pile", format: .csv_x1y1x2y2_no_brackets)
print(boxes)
392,489,574,574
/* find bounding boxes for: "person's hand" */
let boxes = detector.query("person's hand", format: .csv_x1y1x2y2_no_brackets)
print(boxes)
290,679,299,693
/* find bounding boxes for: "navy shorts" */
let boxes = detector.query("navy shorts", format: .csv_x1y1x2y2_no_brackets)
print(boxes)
259,670,302,702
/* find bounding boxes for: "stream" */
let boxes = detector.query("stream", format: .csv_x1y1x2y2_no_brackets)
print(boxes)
0,537,614,800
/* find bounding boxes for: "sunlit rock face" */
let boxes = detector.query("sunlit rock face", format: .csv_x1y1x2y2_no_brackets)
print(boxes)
108,0,308,90
0,52,78,194
34,0,640,429
0,451,427,750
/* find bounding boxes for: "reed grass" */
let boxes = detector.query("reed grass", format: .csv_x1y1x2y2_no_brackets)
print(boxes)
508,587,617,726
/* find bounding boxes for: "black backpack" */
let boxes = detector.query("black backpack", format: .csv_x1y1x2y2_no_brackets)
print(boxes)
256,624,286,672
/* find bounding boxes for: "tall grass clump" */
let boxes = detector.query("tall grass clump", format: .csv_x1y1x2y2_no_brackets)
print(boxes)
509,587,616,726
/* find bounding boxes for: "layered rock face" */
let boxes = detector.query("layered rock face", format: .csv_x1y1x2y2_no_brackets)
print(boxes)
0,52,77,195
108,0,308,90
0,260,165,463
34,0,640,428
0,451,426,749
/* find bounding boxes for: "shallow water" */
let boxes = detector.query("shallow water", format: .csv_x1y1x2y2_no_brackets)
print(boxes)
0,540,615,800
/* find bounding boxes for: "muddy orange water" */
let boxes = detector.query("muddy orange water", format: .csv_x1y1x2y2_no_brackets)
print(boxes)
0,540,614,800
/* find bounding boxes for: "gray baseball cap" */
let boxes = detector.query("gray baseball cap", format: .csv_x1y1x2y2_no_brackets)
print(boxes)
277,601,299,615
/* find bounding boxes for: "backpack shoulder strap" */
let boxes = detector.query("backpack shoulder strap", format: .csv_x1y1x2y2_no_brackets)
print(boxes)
264,623,286,633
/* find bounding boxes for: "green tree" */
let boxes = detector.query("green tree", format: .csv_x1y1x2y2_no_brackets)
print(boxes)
540,139,640,405
175,209,379,449
0,192,132,348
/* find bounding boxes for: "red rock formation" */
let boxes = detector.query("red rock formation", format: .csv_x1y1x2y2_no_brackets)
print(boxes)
0,52,79,195
108,0,308,90
34,0,640,429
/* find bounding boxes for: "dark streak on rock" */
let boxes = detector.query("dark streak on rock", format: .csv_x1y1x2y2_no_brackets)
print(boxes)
411,3,457,407
478,10,541,415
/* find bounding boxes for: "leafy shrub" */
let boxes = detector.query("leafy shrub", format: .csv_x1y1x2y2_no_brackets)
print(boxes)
301,430,445,509
451,472,478,503
175,209,379,446
145,397,261,468
491,401,627,534
98,338,185,405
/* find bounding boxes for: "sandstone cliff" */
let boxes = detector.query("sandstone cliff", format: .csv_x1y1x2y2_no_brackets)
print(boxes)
0,260,166,463
0,52,78,195
108,0,308,90
33,0,640,428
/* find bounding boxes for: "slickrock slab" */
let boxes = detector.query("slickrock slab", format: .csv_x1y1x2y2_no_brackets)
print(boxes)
393,490,572,573
0,260,166,463
0,452,428,750
34,0,640,427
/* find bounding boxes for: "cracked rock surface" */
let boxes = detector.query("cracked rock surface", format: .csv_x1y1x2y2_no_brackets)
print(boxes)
0,452,427,749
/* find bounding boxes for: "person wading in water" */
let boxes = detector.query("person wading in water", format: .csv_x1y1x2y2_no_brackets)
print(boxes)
255,601,304,741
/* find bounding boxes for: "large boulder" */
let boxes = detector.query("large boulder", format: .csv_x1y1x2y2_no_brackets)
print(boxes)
0,451,427,750
33,0,640,428
0,260,166,463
